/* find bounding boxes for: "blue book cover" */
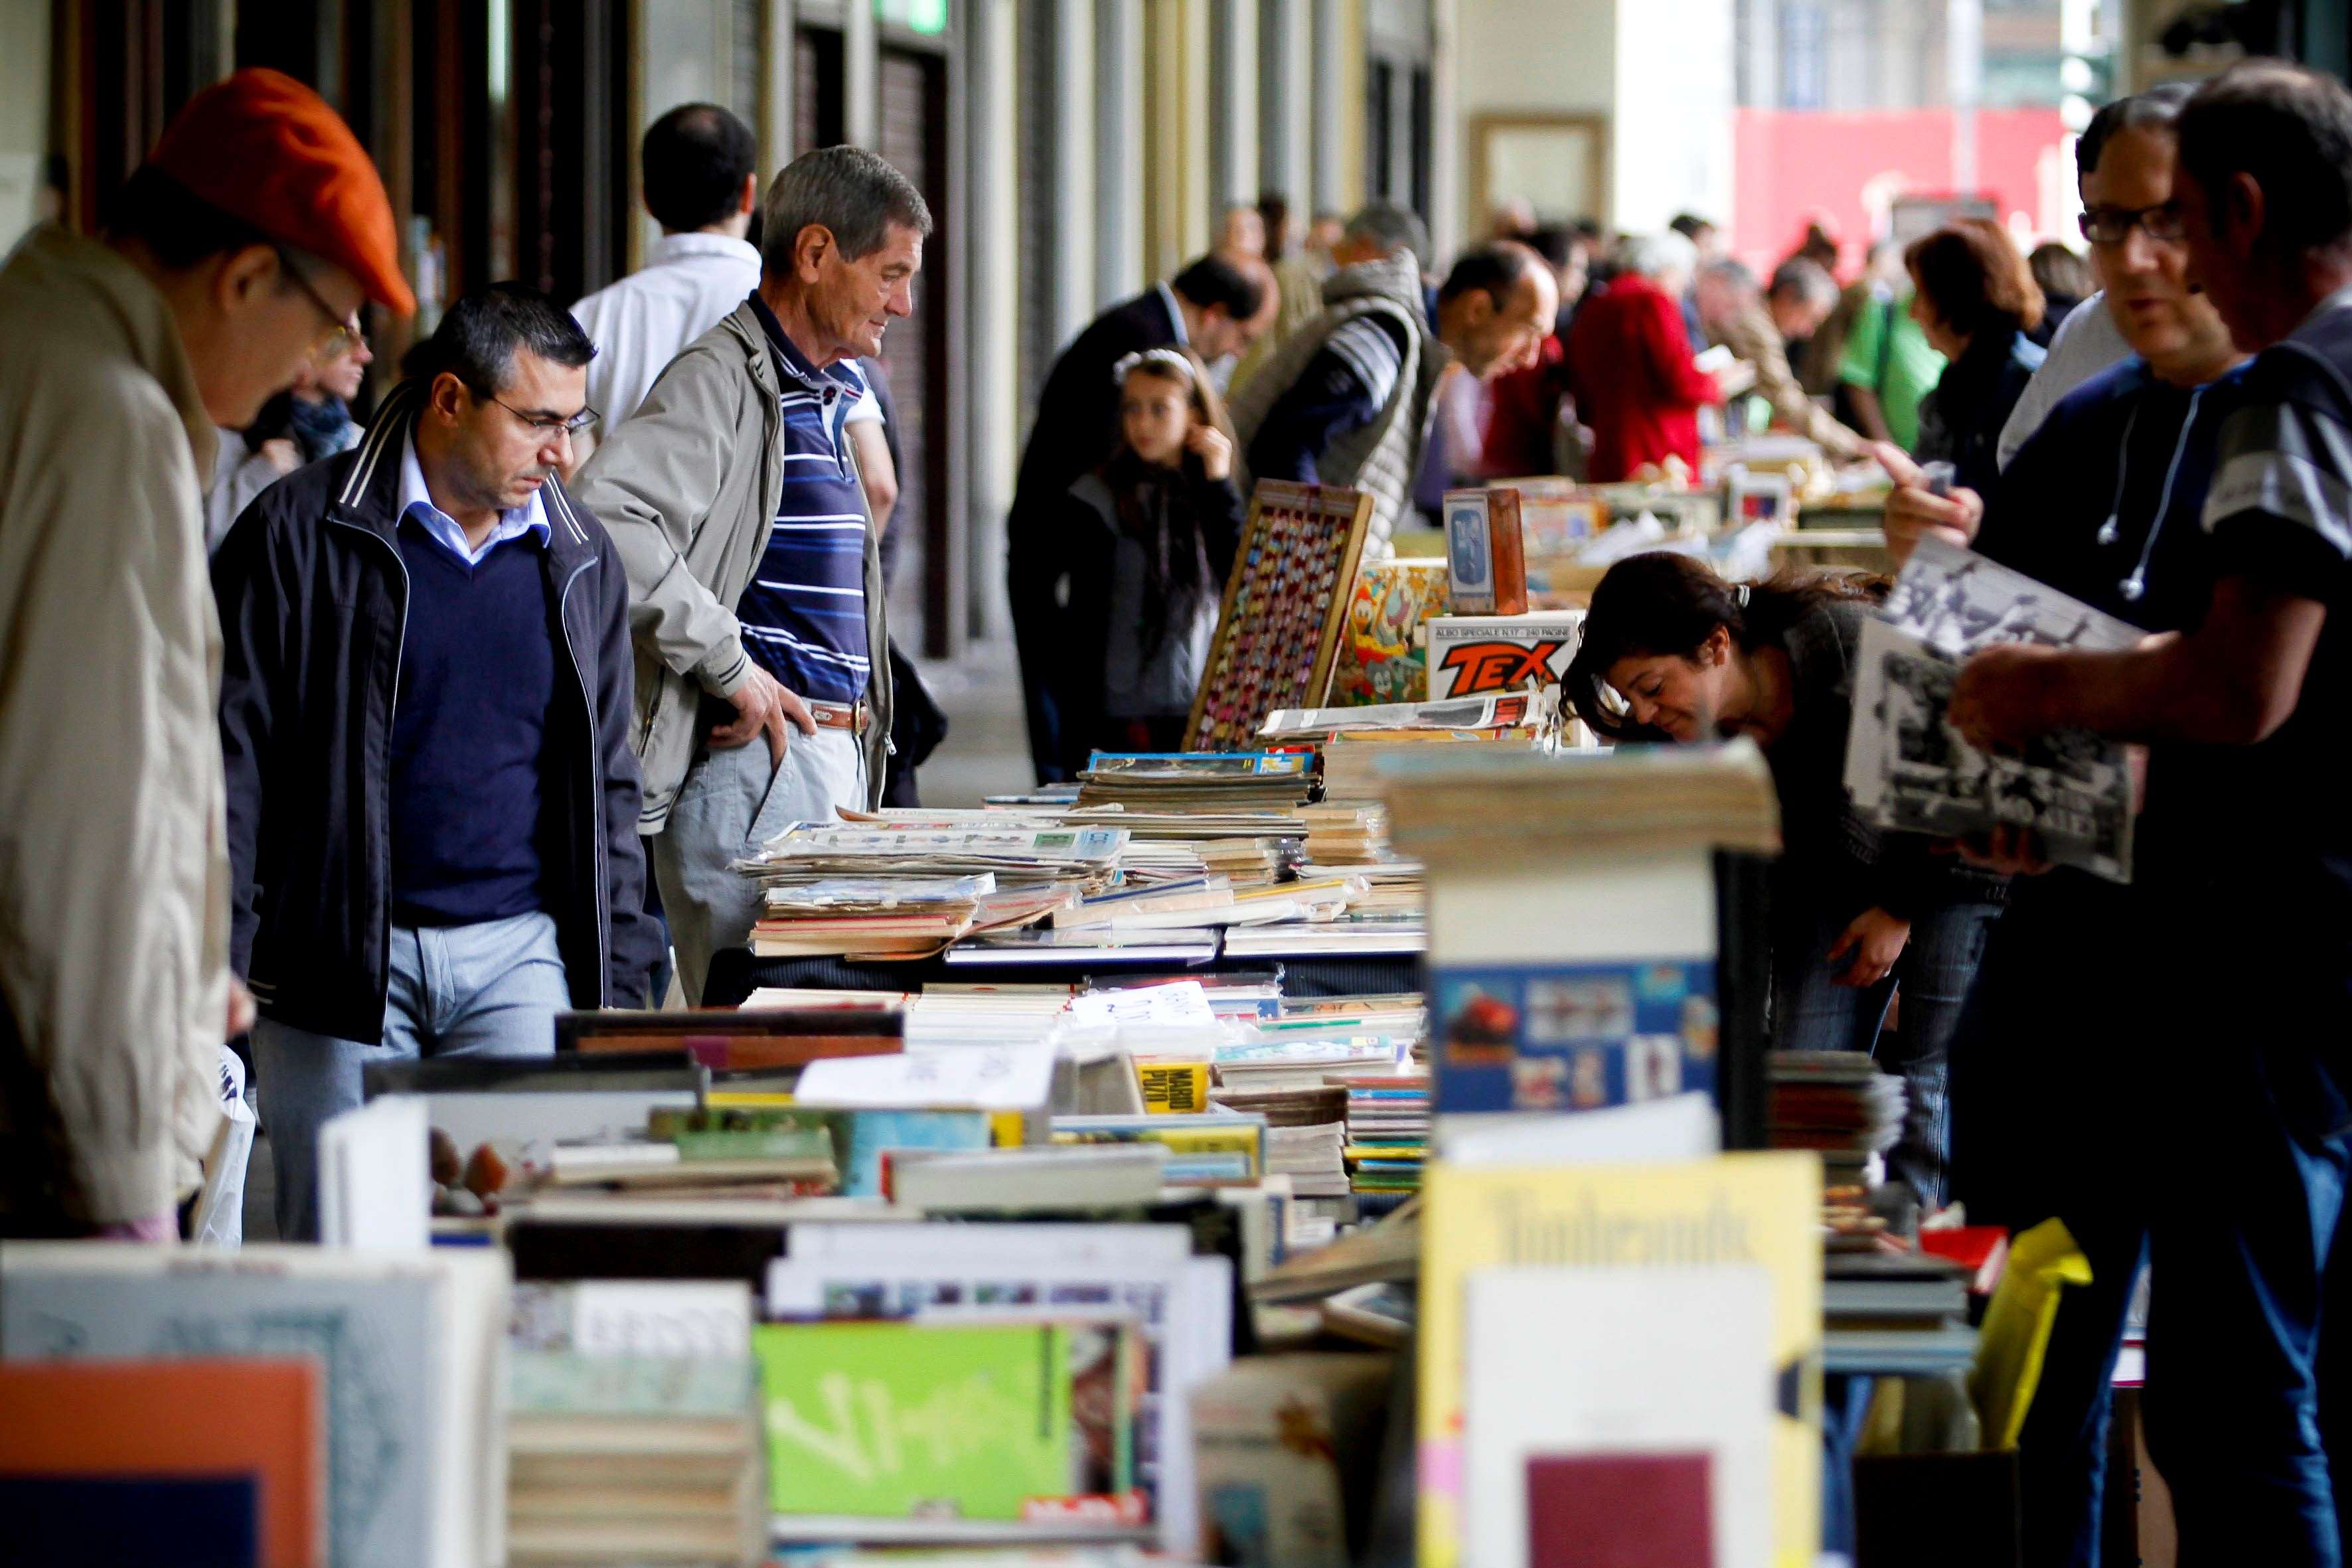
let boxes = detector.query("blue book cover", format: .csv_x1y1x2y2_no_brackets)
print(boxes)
1431,957,1719,1115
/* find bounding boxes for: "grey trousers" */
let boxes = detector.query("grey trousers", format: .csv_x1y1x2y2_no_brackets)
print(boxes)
650,729,865,1004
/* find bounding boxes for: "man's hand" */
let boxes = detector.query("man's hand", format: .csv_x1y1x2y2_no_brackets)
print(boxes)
1826,907,1912,988
710,665,817,765
1948,642,2067,751
256,438,301,477
226,976,256,1040
93,1214,177,1242
1876,442,1984,567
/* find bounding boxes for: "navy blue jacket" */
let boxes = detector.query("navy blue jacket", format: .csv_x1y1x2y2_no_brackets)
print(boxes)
1982,353,2256,878
212,382,663,1043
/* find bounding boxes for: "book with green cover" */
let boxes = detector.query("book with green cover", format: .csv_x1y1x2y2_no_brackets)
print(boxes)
755,1322,1075,1520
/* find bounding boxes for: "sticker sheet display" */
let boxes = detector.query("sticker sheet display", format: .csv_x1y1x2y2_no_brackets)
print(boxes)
1184,480,1375,751
1433,958,1719,1114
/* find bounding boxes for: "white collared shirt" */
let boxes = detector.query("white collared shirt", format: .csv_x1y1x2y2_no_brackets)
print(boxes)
572,232,764,426
1157,280,1191,348
399,435,549,567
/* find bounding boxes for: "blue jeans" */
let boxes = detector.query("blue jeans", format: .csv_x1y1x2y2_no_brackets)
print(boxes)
651,728,866,1005
2144,1017,2349,1567
250,910,568,1241
1774,898,2001,1208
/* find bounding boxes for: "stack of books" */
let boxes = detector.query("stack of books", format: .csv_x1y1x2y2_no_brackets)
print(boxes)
749,874,992,959
1766,1051,1906,1192
1330,1070,1431,1196
1073,749,1317,812
506,1283,766,1566
1822,1251,1976,1375
1210,1084,1351,1199
1051,1111,1267,1184
736,823,1131,955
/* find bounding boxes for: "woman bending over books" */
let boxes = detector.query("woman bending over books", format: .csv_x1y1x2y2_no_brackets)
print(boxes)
1054,349,1244,763
1563,553,2003,1207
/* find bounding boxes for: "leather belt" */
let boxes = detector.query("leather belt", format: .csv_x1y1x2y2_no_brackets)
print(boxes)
807,697,872,736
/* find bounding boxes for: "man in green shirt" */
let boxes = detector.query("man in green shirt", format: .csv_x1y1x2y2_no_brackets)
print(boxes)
1838,288,1946,450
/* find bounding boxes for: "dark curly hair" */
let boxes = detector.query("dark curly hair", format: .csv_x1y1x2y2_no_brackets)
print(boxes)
1564,552,1883,743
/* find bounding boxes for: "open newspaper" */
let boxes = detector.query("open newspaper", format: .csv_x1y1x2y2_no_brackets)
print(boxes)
1844,536,2142,882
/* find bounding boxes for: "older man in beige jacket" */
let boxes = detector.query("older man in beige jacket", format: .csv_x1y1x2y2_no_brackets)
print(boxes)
0,70,409,1237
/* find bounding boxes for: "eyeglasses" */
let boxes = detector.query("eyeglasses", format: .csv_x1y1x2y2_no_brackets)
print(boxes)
2079,203,2187,247
472,386,601,440
274,248,364,358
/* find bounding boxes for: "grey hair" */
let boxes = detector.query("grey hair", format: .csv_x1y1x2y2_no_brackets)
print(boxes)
760,145,934,277
1620,230,1698,279
1343,198,1430,268
1701,258,1758,294
1768,256,1839,312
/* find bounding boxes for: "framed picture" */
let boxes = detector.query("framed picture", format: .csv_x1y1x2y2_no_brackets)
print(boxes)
1184,480,1377,751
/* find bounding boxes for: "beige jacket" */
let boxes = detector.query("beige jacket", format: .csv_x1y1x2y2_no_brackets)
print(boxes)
572,300,892,829
1718,295,1868,459
0,226,230,1227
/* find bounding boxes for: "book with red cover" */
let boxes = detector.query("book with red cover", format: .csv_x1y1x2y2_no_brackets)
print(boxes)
1526,1452,1712,1568
0,1358,324,1567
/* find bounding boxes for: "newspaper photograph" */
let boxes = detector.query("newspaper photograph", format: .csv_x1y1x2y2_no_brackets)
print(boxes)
1881,535,2143,659
1846,540,2143,882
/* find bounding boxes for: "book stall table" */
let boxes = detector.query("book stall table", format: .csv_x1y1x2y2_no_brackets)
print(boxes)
703,945,1423,1008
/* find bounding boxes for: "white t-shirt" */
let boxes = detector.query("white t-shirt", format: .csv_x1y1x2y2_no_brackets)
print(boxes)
1996,292,2134,472
572,232,763,426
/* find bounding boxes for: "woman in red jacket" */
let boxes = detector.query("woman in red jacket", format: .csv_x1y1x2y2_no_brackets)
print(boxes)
1567,231,1729,481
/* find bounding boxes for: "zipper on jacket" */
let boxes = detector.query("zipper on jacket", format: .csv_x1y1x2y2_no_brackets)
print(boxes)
557,553,611,1005
325,512,410,1013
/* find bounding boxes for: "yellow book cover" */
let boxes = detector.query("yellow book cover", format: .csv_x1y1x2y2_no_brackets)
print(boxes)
1417,1152,1822,1568
1054,1119,1264,1176
1137,1061,1210,1114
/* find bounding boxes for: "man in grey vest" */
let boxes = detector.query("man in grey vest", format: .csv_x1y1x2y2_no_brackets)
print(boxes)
1229,240,1555,556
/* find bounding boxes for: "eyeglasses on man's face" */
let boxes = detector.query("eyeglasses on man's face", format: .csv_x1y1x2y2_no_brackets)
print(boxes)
274,248,365,358
469,384,601,440
2079,203,2186,248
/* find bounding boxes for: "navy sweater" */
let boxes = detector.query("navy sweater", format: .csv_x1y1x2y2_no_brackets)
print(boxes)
388,524,558,924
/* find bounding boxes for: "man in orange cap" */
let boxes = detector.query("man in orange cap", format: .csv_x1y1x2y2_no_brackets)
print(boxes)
0,68,410,1238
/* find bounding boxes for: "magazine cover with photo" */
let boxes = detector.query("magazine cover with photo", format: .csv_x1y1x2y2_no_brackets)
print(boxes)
1845,538,2141,882
1850,621,2135,881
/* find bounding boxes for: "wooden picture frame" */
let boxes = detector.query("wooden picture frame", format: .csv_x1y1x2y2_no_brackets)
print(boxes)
1469,112,1610,232
1184,479,1377,751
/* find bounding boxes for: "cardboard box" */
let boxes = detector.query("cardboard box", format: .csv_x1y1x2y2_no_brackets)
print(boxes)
1492,477,1609,556
1424,612,1586,700
1442,487,1528,615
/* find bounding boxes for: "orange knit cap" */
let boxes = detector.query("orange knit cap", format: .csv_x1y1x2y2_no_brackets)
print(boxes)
148,67,415,315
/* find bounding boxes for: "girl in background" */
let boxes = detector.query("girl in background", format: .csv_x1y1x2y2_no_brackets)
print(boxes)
1056,348,1244,761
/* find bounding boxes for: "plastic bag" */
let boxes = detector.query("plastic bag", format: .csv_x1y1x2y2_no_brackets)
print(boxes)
187,1045,257,1245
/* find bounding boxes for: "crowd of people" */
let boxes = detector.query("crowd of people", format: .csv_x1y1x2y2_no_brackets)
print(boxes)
6,44,2352,1568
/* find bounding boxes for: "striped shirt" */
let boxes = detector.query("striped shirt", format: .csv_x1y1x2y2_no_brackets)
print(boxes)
740,295,872,704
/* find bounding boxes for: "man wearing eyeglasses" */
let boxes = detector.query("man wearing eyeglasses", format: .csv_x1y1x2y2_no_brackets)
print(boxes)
211,283,663,1241
0,70,411,1240
1874,81,2256,1568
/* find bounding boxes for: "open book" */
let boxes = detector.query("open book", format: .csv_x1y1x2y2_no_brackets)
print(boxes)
1843,537,2142,881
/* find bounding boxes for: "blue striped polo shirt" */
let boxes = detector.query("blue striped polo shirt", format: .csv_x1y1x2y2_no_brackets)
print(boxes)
740,295,871,704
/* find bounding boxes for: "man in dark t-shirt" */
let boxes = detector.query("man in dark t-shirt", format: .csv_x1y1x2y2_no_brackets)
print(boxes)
1946,62,2352,1565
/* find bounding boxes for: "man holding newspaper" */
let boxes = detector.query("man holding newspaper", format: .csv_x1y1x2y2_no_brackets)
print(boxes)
1871,63,2352,1568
